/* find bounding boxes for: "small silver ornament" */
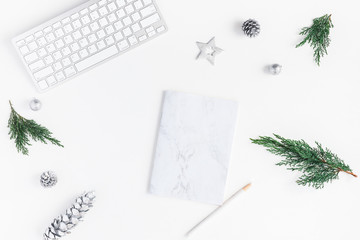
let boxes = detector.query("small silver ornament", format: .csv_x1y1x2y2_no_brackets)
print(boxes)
269,64,282,75
29,98,42,111
40,171,57,187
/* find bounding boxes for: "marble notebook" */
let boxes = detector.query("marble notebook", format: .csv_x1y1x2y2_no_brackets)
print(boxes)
150,91,238,205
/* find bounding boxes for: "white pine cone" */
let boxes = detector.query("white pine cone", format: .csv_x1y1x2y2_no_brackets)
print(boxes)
44,191,95,240
40,171,57,187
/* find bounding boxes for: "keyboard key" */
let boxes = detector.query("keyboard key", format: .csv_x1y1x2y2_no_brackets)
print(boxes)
128,36,138,45
24,52,39,63
105,36,115,45
88,44,98,54
139,35,147,41
81,15,91,25
16,40,26,47
44,26,52,33
99,6,108,16
25,35,35,42
73,30,82,39
105,25,115,34
97,29,106,39
140,13,160,27
107,13,117,23
55,39,65,48
79,38,89,47
54,29,65,37
61,17,71,24
131,23,140,32
53,62,62,71
89,3,98,11
44,55,54,64
80,8,89,15
34,31,43,38
70,42,80,51
122,16,132,25
76,45,118,72
116,9,126,18
134,0,143,9
71,53,80,62
96,40,106,49
64,24,73,33
64,35,74,44
98,0,107,6
38,48,47,57
55,71,66,81
107,2,117,12
46,44,56,53
71,13,80,19
146,26,154,33
125,4,135,14
116,0,126,7
64,66,76,77
123,27,132,36
157,25,165,32
34,66,53,80
142,0,152,5
38,80,49,90
79,49,89,58
81,26,91,35
114,31,123,41
46,33,56,42
62,57,71,66
28,41,38,51
131,12,141,21
99,17,109,27
148,30,156,37
90,22,100,31
37,37,47,46
140,4,156,17
20,46,30,55
53,51,62,60
90,11,100,20
53,22,61,29
72,19,82,29
29,60,45,71
88,34,97,43
46,76,57,85
114,21,123,30
61,47,72,56
118,39,129,50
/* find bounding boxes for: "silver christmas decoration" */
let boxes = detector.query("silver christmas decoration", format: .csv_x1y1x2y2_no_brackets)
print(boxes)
196,37,223,65
242,19,260,37
44,191,95,240
269,64,282,75
40,171,58,187
29,98,42,111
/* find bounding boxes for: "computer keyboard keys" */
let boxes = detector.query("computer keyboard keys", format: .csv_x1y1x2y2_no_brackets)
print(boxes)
125,4,135,14
107,2,117,12
46,76,57,85
53,62,62,71
139,35,147,41
131,23,140,32
70,42,80,51
79,49,89,58
38,80,49,90
99,17,109,27
53,51,62,60
99,7,108,16
88,34,97,43
64,24,73,33
90,11,100,20
25,52,38,63
29,60,45,71
55,29,64,37
75,45,118,72
44,55,54,64
28,41,38,51
114,21,123,30
128,36,138,45
71,53,80,62
114,32,123,41
55,39,65,48
46,44,56,53
105,25,115,34
62,58,71,66
123,16,132,25
20,46,30,55
105,36,115,45
157,25,165,32
97,29,106,39
123,27,132,36
88,44,98,54
143,0,152,5
34,66,53,80
116,9,126,18
38,48,47,57
140,13,160,27
140,4,156,17
134,0,143,9
118,40,129,50
107,13,117,23
64,66,76,77
96,40,106,49
73,30,82,40
72,19,82,29
116,0,126,7
55,71,65,81
81,15,91,25
64,35,74,44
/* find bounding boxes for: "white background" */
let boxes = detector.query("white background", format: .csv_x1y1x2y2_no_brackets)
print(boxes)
1,0,359,239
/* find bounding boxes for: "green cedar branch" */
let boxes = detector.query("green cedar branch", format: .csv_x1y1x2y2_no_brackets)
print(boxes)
251,134,357,189
296,14,333,66
8,100,64,155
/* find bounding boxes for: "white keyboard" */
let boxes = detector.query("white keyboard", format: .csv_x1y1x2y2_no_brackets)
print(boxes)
13,0,167,92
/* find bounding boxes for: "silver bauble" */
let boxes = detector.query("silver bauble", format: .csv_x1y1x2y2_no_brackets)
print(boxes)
29,98,42,111
269,64,282,75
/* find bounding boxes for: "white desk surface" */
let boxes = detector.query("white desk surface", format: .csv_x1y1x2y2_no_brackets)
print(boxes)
1,0,360,239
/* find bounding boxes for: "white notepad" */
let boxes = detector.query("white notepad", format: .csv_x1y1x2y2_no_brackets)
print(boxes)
150,91,238,205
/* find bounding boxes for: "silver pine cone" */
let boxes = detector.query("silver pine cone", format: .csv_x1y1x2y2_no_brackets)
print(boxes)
40,171,58,187
44,191,96,240
242,19,260,37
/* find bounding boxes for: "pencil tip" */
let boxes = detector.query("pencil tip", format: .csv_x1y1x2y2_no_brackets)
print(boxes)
243,183,252,191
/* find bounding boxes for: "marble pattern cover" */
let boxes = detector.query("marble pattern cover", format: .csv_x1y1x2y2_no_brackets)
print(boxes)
150,91,238,205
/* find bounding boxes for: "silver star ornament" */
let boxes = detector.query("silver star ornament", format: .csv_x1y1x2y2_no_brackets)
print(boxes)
196,37,223,65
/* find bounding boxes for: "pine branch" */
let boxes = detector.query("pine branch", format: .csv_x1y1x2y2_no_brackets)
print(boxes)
296,14,333,66
250,134,357,189
8,100,64,155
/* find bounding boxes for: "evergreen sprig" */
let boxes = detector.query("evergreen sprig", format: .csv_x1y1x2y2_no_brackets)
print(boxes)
296,14,334,66
8,101,64,155
251,134,357,189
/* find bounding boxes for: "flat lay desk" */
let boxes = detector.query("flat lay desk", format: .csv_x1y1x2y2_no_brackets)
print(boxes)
1,0,360,239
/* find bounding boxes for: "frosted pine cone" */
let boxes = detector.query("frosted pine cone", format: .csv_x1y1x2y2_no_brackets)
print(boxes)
44,191,95,240
242,19,260,37
40,171,57,187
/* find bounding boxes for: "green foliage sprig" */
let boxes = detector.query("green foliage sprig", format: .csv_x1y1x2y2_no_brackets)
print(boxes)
8,101,64,155
251,134,357,189
296,14,334,66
